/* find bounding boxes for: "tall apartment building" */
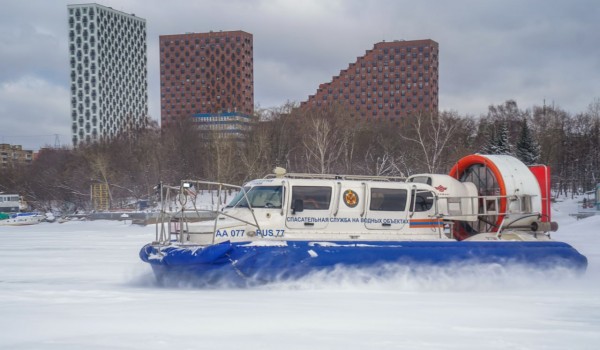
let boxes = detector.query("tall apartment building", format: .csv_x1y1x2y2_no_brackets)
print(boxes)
68,4,148,145
301,39,438,125
159,30,254,135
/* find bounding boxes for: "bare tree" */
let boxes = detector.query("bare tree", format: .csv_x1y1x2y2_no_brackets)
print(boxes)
399,111,459,173
362,146,406,176
298,104,360,174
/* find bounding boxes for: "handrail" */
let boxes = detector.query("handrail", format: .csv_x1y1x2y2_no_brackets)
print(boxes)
332,181,341,217
360,182,367,217
264,173,406,182
155,179,263,245
435,193,538,216
226,182,262,234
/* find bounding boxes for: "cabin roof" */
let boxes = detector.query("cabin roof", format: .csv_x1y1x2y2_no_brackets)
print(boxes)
263,173,406,182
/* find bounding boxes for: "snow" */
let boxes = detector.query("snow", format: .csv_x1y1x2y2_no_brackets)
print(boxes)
1,198,599,349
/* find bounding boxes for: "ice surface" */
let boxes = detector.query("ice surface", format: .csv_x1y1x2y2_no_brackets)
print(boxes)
0,197,599,349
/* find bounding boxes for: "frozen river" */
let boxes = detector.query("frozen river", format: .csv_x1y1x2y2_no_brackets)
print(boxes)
1,198,599,349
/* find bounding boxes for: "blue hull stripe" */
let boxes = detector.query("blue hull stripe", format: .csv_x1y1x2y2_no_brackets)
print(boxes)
140,240,588,285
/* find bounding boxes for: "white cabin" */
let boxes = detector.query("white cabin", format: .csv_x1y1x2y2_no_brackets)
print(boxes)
158,158,549,246
0,194,24,213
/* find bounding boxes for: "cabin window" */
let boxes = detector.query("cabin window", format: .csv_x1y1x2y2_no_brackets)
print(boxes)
227,186,282,208
370,188,407,211
411,190,435,212
292,186,332,210
407,176,432,185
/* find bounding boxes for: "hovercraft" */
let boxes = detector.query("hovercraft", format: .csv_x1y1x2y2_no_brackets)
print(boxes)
140,154,587,285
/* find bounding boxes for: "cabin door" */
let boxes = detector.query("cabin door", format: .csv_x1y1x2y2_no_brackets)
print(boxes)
407,189,442,233
364,187,409,230
285,185,332,230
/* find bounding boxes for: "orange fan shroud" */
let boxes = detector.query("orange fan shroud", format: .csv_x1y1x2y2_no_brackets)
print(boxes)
449,155,508,238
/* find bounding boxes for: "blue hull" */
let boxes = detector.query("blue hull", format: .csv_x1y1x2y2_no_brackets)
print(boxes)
139,240,588,286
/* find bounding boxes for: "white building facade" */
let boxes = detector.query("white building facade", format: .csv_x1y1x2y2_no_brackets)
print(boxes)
68,4,147,145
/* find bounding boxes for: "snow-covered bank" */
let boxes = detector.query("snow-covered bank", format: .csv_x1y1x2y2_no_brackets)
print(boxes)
0,198,599,349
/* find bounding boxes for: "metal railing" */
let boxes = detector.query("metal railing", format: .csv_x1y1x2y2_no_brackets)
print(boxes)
430,192,542,238
154,180,262,245
264,172,406,182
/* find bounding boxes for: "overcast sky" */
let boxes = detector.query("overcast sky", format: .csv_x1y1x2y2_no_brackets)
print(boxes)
1,0,598,150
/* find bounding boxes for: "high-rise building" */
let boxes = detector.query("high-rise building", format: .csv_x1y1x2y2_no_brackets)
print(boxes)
159,30,254,135
67,4,148,146
301,39,438,125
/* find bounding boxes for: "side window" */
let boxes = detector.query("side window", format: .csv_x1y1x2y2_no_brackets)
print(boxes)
411,190,435,212
370,188,407,211
292,186,332,210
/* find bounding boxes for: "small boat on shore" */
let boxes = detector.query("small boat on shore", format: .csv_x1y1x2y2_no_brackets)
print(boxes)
0,212,45,226
140,154,587,286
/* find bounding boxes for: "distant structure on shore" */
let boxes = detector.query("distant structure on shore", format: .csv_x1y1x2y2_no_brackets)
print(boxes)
67,4,148,146
0,144,33,168
159,30,254,137
301,39,438,125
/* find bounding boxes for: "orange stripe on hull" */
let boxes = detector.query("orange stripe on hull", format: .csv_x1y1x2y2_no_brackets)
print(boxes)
409,219,444,228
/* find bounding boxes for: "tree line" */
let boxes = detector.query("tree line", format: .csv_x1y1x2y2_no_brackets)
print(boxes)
1,98,598,212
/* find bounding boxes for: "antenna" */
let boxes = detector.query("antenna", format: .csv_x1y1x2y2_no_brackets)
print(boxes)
543,98,546,116
54,134,60,148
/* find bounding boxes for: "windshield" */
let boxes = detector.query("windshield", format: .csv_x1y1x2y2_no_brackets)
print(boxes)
226,186,283,209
